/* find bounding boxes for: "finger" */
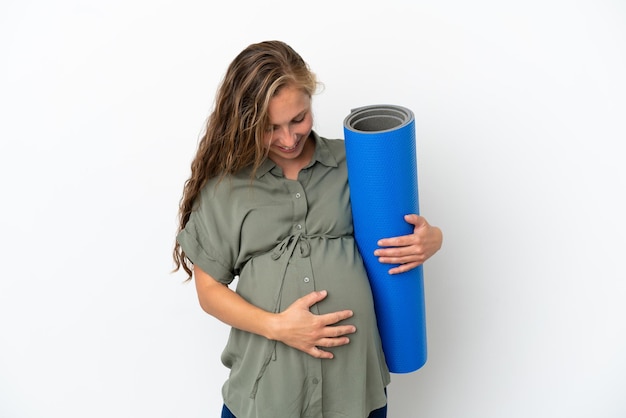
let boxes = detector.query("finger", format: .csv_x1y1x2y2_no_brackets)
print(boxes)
378,255,425,267
378,246,427,260
309,346,335,359
375,245,423,258
377,215,428,247
295,290,328,309
388,261,420,275
307,335,353,359
318,310,354,326
377,230,424,247
376,235,414,248
316,336,352,348
404,214,427,228
320,324,357,338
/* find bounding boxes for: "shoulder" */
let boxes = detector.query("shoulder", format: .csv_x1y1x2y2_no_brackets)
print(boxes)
194,174,243,215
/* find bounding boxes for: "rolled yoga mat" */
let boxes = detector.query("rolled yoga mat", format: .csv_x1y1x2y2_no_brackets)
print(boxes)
343,104,427,373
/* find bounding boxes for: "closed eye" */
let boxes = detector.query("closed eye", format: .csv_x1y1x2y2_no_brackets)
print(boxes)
266,111,308,131
292,112,307,124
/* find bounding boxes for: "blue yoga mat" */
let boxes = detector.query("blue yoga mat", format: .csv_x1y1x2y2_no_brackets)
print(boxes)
343,105,427,373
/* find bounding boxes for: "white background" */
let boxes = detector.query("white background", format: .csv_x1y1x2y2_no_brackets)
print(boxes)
1,0,625,417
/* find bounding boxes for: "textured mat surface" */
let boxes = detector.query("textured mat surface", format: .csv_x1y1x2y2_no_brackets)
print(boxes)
343,105,427,373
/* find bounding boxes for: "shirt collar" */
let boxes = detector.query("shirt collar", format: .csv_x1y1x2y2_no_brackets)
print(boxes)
254,131,338,179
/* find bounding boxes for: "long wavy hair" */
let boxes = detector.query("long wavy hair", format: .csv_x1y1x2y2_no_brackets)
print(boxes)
173,40,319,280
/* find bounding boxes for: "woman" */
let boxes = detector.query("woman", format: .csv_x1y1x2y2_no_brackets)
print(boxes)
173,40,443,418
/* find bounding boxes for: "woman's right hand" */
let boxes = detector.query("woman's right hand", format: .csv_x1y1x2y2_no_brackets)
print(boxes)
270,290,356,359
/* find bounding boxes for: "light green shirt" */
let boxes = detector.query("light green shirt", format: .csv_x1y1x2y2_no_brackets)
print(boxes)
177,132,390,418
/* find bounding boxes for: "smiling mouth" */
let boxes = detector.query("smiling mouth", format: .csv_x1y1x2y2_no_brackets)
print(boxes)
276,137,301,152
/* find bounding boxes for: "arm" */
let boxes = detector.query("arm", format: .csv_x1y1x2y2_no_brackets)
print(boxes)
193,265,356,359
374,214,443,275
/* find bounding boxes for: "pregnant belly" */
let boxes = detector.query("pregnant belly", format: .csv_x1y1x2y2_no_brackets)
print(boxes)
236,236,376,323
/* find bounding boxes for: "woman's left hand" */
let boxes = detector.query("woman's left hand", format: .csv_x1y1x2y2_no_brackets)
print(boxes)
374,214,443,275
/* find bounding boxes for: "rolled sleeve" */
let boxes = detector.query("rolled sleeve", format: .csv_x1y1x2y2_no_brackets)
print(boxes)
177,213,234,284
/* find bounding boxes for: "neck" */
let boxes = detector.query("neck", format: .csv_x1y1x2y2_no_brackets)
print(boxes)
276,135,315,180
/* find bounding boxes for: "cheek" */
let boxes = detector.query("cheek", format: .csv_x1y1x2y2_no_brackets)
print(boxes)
299,116,314,134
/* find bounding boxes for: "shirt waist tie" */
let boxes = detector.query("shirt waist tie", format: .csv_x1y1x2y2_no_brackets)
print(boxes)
249,232,342,398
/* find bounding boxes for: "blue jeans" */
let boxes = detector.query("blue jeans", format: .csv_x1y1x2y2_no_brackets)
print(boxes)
221,403,387,417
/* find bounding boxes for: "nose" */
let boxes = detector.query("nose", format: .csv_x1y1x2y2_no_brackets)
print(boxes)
274,125,297,146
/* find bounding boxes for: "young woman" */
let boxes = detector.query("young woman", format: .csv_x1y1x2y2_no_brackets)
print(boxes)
173,40,443,418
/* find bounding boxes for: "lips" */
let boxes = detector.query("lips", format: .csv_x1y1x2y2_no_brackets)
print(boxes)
275,137,302,153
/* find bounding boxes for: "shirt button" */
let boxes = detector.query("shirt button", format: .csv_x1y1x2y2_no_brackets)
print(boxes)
312,377,319,384
295,193,301,199
295,224,302,230
303,277,310,283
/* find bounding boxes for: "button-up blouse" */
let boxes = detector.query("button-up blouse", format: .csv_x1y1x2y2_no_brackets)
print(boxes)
177,132,390,418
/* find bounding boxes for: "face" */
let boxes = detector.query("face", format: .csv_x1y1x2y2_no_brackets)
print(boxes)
263,84,314,172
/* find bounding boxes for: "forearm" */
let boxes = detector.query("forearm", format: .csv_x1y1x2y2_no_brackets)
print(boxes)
194,266,277,340
193,265,356,359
